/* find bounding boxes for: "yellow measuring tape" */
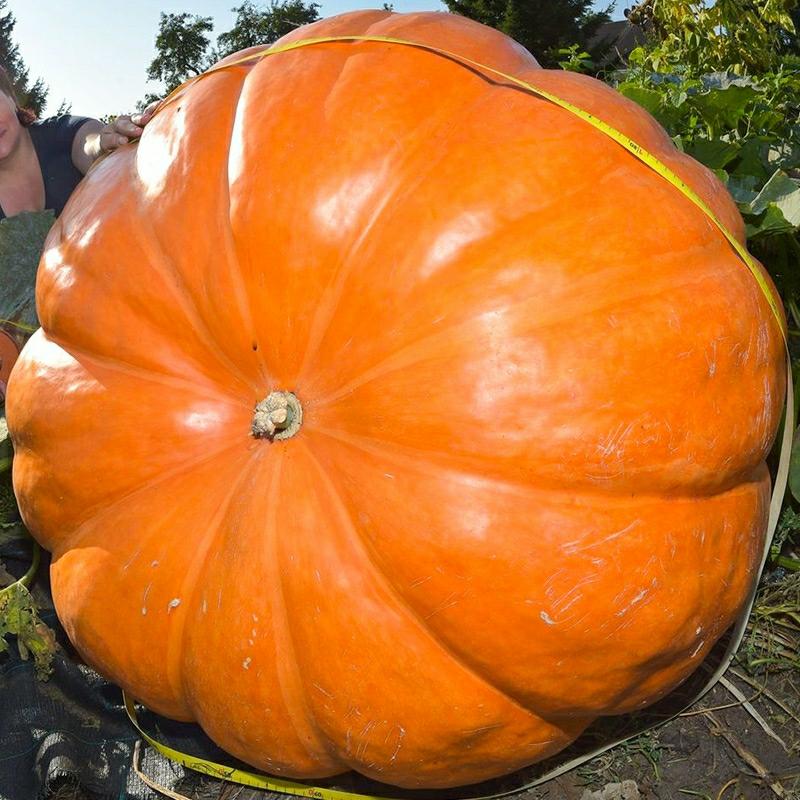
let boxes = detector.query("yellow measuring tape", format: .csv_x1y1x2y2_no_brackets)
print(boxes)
112,33,790,799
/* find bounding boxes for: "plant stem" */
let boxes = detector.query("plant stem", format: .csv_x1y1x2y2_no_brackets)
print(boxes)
0,539,39,597
775,555,800,572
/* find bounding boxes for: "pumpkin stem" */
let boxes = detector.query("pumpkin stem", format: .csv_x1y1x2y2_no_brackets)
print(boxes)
252,391,303,440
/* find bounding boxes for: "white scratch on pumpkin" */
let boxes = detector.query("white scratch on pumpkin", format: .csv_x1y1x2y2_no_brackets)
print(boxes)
201,598,207,614
690,640,705,658
389,726,406,762
141,583,152,615
243,657,252,669
563,520,640,555
615,588,649,616
706,340,718,377
425,592,463,619
123,547,143,572
540,611,556,625
167,598,181,613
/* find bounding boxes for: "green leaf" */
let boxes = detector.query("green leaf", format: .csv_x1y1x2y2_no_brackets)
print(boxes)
733,138,772,179
684,138,741,169
726,174,761,206
750,170,800,226
745,204,795,237
748,108,786,136
700,71,759,90
0,578,56,680
690,84,761,131
618,84,664,115
764,142,800,172
0,210,56,336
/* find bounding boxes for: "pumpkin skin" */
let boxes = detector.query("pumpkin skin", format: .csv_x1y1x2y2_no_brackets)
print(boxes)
6,8,785,789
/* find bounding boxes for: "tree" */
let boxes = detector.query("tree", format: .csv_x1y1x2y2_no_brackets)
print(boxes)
145,12,214,101
443,0,613,66
0,0,47,115
215,0,321,59
142,2,321,106
624,0,798,75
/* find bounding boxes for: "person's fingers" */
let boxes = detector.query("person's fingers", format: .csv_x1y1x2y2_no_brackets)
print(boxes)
113,114,143,138
131,100,160,127
99,126,131,152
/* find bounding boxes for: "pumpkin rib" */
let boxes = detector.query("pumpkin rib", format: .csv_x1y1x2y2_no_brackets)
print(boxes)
295,151,629,395
309,241,742,414
170,448,344,775
44,434,251,556
220,51,347,389
127,156,261,397
39,149,259,399
268,449,350,767
262,44,517,390
307,425,767,503
166,453,269,715
218,70,276,388
131,62,274,392
49,449,262,721
292,89,501,388
45,331,253,409
303,428,767,717
289,76,637,393
289,439,589,784
299,440,557,729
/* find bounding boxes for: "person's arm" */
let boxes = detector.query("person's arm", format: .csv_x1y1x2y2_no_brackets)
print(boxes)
71,103,159,174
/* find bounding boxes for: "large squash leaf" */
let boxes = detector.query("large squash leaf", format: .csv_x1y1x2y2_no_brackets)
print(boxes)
0,210,55,335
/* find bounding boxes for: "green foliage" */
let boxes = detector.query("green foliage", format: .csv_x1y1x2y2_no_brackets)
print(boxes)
557,44,596,72
625,0,797,75
443,0,614,66
0,0,47,115
0,415,55,680
0,210,56,339
0,577,56,680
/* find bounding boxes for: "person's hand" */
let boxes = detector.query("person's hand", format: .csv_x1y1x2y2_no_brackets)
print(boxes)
98,101,160,152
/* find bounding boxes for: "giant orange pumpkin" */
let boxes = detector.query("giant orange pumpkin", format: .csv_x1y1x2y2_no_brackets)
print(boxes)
6,9,785,789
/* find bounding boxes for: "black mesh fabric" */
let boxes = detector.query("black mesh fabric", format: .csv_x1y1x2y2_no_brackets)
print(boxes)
0,541,187,800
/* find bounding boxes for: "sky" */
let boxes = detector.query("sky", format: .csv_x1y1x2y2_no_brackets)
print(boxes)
6,0,448,119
